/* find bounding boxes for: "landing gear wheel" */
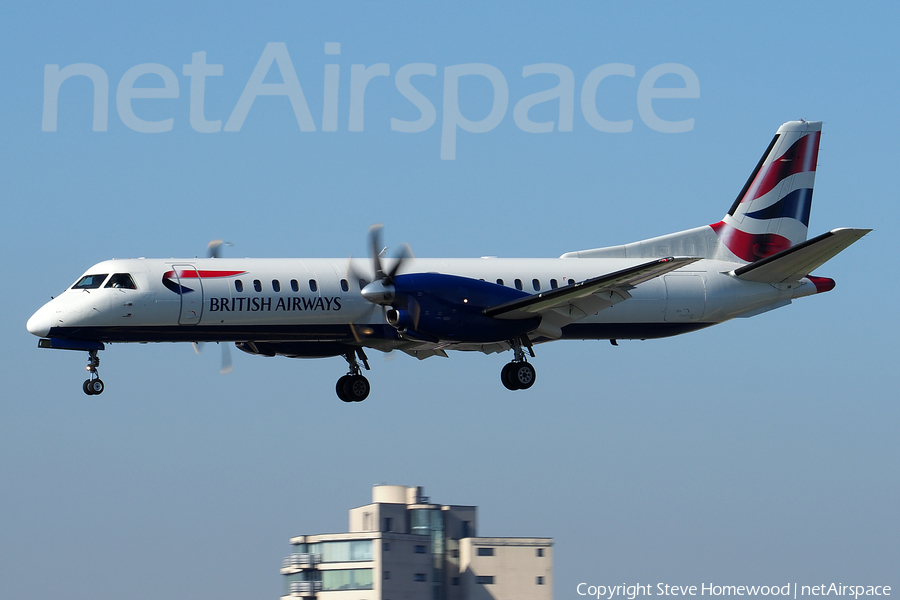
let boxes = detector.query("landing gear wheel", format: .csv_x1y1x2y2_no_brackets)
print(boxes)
344,375,370,402
501,363,518,391
502,362,536,390
336,376,353,402
83,378,104,395
512,363,536,389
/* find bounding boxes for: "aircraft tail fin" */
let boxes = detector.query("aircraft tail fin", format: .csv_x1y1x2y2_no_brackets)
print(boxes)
710,120,822,262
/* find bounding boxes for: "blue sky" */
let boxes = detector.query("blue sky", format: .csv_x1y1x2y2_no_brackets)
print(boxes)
2,2,897,599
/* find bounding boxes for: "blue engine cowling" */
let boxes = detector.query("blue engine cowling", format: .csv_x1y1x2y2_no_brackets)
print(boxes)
386,273,541,343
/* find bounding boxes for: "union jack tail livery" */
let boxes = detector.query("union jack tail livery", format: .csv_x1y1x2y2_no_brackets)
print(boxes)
711,120,821,262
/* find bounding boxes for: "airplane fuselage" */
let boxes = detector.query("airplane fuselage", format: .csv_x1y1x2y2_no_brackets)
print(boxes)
28,256,821,348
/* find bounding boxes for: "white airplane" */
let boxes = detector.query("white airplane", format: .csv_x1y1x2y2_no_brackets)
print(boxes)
27,120,869,402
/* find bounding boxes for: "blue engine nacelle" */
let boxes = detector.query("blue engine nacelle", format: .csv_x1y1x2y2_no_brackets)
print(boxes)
386,273,541,343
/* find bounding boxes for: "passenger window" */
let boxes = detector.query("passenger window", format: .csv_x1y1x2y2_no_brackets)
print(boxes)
568,278,576,286
105,273,136,289
341,279,349,292
514,279,523,291
309,279,318,292
272,280,281,292
253,280,262,292
550,279,558,289
532,279,540,291
291,279,299,292
235,280,243,292
72,274,108,290
496,278,504,286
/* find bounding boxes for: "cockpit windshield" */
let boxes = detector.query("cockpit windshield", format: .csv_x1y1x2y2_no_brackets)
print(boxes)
71,274,109,289
105,273,137,289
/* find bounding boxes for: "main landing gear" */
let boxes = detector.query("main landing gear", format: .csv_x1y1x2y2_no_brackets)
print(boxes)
501,337,537,391
82,349,104,395
336,349,371,402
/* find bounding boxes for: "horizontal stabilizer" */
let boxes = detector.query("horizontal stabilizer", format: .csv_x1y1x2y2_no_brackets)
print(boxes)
484,256,699,318
733,228,871,283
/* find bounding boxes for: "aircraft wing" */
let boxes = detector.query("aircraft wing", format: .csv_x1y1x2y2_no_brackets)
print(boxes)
733,228,871,283
483,256,700,321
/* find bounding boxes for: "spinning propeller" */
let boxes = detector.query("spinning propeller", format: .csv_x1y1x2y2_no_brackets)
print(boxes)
347,225,418,340
193,239,235,373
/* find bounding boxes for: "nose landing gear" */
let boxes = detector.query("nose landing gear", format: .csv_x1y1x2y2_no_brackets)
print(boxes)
83,350,104,395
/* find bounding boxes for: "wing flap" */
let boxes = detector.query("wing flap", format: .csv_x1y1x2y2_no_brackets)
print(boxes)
734,228,871,283
483,256,700,319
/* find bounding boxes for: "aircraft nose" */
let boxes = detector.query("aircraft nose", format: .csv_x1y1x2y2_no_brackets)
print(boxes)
26,305,52,337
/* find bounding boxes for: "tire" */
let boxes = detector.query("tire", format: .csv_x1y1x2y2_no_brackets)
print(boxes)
501,363,518,390
511,363,536,390
83,379,95,395
88,379,104,395
336,376,352,402
345,375,370,402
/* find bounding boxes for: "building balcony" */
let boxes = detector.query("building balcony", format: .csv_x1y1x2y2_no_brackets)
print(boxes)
289,581,323,596
282,553,322,569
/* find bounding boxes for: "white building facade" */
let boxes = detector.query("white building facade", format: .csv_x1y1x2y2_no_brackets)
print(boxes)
280,485,552,600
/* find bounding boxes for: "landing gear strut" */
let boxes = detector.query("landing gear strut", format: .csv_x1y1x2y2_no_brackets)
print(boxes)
83,350,104,395
336,349,371,402
501,337,537,391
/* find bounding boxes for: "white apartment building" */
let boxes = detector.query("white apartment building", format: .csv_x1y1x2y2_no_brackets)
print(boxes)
280,485,552,600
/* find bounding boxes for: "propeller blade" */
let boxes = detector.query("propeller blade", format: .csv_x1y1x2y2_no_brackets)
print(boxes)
385,243,412,283
219,342,233,374
407,296,422,330
207,240,233,258
369,224,386,281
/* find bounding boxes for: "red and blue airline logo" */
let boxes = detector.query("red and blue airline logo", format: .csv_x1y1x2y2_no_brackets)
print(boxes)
162,270,246,295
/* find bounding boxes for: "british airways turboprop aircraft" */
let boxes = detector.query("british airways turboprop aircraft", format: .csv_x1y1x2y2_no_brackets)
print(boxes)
27,120,869,402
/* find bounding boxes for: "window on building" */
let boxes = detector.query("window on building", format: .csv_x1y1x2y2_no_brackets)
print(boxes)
537,576,545,585
382,541,390,551
310,540,372,562
414,545,426,554
452,577,460,586
476,576,495,585
477,547,494,556
382,517,392,532
320,569,373,591
383,571,390,580
414,573,427,582
272,279,281,292
537,548,544,557
253,279,262,292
